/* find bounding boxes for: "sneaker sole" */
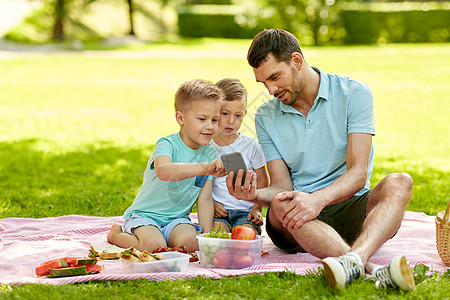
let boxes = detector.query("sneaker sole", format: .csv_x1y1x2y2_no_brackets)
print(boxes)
389,256,416,291
322,257,345,289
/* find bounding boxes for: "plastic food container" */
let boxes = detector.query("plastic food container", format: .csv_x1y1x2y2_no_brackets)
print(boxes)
121,252,190,273
197,233,263,269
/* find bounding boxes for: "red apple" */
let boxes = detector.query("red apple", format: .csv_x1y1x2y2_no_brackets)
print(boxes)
231,225,256,240
232,252,254,269
212,249,232,268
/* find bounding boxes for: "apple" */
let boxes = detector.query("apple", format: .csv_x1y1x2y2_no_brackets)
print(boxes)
232,252,254,269
212,249,232,268
231,225,256,240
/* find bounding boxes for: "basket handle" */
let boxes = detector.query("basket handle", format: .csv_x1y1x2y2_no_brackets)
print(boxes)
444,200,450,223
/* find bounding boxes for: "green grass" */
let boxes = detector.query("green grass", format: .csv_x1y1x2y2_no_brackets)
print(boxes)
1,40,449,298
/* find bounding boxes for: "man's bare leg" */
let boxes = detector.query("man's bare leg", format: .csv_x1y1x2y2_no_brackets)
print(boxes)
350,173,413,272
322,173,415,290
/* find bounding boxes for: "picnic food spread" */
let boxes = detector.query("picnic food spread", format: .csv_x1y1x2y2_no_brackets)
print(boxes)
35,233,264,278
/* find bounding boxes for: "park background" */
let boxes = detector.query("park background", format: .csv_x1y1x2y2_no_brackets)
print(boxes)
0,0,449,299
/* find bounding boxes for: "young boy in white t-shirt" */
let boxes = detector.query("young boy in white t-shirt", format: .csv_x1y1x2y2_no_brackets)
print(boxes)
211,78,269,235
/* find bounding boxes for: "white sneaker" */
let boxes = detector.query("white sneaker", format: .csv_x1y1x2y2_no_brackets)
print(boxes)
322,254,365,289
366,256,416,291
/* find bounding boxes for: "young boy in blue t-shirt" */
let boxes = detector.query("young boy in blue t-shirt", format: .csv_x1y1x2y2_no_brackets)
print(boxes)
107,79,226,253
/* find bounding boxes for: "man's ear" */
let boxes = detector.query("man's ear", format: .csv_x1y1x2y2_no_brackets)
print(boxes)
291,52,303,71
175,111,184,126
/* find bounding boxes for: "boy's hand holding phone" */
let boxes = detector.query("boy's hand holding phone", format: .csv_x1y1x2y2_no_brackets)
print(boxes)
207,158,227,177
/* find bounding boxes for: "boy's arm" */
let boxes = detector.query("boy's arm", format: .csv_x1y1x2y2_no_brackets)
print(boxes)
196,180,214,233
154,156,226,181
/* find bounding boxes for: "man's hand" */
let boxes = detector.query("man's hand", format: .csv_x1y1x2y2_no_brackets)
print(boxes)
207,159,227,177
275,191,324,230
226,169,258,202
247,208,263,226
213,201,228,218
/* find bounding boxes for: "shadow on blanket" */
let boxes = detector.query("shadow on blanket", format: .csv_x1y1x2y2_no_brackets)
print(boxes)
0,211,447,286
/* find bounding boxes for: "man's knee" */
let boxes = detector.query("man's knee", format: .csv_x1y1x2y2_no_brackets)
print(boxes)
270,193,289,220
385,172,413,194
374,172,413,207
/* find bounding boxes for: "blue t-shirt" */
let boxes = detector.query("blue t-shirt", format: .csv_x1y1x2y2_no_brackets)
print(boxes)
255,67,375,196
123,133,216,226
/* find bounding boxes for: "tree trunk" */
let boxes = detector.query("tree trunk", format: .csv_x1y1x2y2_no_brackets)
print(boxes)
53,0,65,41
127,0,135,36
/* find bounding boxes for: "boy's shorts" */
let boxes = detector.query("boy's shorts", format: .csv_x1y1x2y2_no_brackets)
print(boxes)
266,190,371,253
124,213,202,243
214,209,261,234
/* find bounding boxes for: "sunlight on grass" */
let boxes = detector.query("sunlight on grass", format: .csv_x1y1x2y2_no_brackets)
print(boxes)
0,42,449,219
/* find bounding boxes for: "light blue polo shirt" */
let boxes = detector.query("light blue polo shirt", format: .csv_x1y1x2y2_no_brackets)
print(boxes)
255,67,375,196
123,132,215,226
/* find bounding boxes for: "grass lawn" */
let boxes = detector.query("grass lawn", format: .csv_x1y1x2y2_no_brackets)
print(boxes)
0,39,449,298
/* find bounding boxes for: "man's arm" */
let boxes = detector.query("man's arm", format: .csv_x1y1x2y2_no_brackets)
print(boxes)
314,132,372,205
226,158,293,207
154,156,226,181
197,180,214,233
278,132,372,229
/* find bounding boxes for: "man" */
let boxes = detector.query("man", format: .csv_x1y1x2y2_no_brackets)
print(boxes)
226,29,415,291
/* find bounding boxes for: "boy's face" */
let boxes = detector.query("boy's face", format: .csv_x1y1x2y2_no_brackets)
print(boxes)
218,98,247,136
177,99,221,149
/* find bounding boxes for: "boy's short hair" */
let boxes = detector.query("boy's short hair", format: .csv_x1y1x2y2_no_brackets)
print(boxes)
216,78,247,106
247,29,303,68
175,79,223,112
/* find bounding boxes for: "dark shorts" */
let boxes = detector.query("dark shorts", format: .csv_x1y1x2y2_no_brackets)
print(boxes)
214,210,262,234
266,190,371,253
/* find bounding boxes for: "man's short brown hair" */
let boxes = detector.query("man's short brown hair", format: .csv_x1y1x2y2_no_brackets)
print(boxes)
174,79,223,112
247,29,303,68
216,78,247,106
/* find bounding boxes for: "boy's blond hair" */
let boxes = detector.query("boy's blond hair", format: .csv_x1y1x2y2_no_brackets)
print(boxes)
216,78,247,106
175,79,223,112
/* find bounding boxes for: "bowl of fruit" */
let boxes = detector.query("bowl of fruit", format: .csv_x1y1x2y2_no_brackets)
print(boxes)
196,225,263,269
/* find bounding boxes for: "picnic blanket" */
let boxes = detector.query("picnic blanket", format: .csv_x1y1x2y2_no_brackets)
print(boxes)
0,211,447,286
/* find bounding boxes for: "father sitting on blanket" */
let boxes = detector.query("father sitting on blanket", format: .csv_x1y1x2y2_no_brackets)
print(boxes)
226,29,416,291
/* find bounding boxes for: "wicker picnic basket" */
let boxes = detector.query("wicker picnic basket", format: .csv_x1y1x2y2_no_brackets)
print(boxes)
436,200,450,266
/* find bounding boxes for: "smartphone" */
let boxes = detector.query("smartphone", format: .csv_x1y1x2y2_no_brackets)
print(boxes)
221,152,248,186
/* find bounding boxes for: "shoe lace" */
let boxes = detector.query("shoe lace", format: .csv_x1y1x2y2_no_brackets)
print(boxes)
364,266,396,289
340,257,363,283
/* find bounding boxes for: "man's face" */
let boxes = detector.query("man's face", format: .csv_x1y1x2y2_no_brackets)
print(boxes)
253,53,303,106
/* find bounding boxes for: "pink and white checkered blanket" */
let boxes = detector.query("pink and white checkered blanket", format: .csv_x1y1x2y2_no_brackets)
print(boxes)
0,211,447,286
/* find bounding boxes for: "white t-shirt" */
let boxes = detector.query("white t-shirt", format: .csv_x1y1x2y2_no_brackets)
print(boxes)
211,133,266,211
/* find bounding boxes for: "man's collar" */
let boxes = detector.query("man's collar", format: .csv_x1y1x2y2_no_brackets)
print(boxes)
312,67,329,102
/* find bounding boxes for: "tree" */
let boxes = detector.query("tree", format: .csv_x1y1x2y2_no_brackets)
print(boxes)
240,0,341,45
50,0,99,41
52,0,65,40
126,0,135,36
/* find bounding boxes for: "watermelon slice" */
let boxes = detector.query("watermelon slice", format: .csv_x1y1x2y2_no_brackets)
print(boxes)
35,259,68,277
76,258,97,265
48,266,88,277
85,264,104,274
60,257,83,267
